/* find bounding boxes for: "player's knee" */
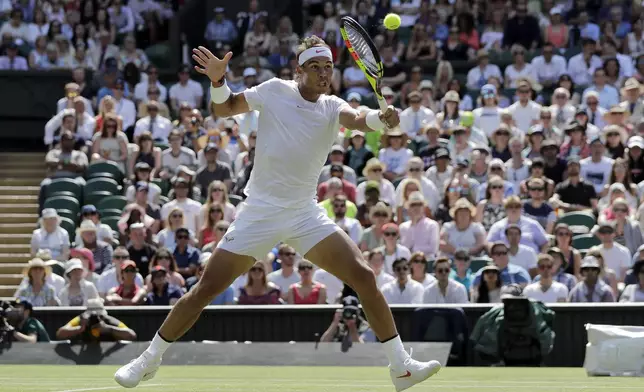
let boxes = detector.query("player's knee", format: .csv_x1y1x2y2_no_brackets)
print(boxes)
347,262,378,293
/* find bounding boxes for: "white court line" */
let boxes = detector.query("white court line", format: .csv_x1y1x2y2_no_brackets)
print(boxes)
51,384,164,392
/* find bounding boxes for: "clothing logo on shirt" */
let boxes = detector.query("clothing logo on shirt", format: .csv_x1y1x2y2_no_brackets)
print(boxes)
586,171,604,185
224,235,234,243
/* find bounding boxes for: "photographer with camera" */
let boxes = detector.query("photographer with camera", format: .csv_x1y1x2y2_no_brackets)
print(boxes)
0,298,50,343
320,296,375,344
55,299,136,342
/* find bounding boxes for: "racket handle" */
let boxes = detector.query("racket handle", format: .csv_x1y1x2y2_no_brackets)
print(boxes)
377,97,388,113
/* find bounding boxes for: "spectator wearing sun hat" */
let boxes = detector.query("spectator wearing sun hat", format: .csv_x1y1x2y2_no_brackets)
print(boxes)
74,205,114,246
399,192,440,258
57,258,100,306
425,147,453,198
356,158,396,206
18,250,66,294
14,258,60,307
30,208,70,262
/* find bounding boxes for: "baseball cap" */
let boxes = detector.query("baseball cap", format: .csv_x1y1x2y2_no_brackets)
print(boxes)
481,84,497,98
243,67,257,77
331,145,345,153
589,135,603,145
628,136,644,149
330,164,343,173
347,92,362,102
205,142,219,153
382,86,394,97
134,161,151,171
434,147,450,159
580,256,601,269
120,260,137,271
151,265,168,275
41,208,58,219
351,130,365,138
456,156,469,167
419,80,433,90
81,205,97,215
135,181,149,192
528,125,545,136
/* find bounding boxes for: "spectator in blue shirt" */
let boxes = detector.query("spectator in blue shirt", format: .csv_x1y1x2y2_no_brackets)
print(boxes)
582,68,620,109
173,227,200,279
96,77,131,108
37,43,65,69
146,266,183,305
472,242,531,289
204,7,238,44
449,249,474,293
487,196,549,253
186,253,234,305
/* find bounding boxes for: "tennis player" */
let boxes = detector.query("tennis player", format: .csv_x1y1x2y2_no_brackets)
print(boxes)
115,37,441,391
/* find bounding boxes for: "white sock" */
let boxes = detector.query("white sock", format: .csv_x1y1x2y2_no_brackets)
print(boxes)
145,332,172,358
382,335,408,369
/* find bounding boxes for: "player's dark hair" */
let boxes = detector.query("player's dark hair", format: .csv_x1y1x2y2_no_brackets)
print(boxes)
295,35,328,60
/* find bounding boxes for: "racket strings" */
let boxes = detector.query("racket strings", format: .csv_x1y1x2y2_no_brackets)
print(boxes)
345,25,379,74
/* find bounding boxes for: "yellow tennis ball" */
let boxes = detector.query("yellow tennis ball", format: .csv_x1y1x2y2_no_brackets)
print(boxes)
383,13,401,30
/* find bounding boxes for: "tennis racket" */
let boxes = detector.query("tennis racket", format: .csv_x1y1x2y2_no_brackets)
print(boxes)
340,16,388,113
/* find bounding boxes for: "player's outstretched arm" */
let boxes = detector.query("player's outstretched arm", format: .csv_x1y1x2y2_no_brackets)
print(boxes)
192,46,251,117
339,106,399,132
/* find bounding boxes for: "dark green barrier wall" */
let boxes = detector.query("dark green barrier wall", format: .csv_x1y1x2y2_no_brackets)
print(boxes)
31,303,644,367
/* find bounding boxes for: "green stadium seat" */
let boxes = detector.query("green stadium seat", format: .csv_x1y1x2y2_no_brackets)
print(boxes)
85,161,124,183
84,191,114,207
83,178,120,198
97,195,128,212
56,208,79,224
59,217,76,239
45,178,83,200
145,42,172,69
556,212,596,234
99,208,124,218
564,46,582,60
572,234,601,251
102,216,120,232
43,196,80,214
470,257,492,273
228,194,243,206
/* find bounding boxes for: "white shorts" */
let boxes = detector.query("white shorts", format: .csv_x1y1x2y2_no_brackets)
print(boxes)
216,200,341,260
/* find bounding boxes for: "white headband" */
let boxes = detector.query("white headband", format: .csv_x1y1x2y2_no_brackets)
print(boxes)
298,46,333,66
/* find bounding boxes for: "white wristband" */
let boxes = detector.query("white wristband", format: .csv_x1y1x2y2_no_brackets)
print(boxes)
365,109,385,131
210,81,232,104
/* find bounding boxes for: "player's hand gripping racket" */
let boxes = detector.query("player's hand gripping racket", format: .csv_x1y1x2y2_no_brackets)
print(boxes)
340,16,388,113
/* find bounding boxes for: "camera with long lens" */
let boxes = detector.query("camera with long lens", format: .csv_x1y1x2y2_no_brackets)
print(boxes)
0,300,15,345
341,296,360,322
81,310,104,328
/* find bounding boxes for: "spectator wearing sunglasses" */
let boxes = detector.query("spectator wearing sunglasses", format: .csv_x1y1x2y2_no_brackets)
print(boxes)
399,192,440,258
472,242,531,292
331,194,362,244
522,178,556,233
146,265,184,306
475,158,517,202
238,261,281,305
137,87,170,119
145,248,185,289
374,223,411,275
523,254,569,303
201,221,231,253
172,228,201,279
267,244,301,296
105,260,147,306
96,247,144,298
423,257,468,304
198,202,226,248
408,252,437,289
286,260,327,304
380,258,424,305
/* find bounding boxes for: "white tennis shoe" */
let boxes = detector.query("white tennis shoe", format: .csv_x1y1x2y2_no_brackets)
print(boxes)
389,349,442,392
114,351,162,388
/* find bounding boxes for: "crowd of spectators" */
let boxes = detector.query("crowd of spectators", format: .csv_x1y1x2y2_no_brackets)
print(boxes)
8,0,644,310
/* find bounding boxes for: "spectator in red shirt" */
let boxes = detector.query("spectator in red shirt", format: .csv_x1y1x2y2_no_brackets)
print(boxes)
317,165,357,202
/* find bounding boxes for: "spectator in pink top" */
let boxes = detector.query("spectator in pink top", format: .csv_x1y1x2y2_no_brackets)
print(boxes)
286,259,327,304
399,192,440,258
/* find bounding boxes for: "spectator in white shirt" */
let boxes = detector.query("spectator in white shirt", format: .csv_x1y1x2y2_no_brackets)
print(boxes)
580,137,614,194
110,78,137,130
0,9,29,44
375,222,412,274
134,65,168,103
531,42,567,89
466,49,503,90
160,178,202,234
332,194,362,244
581,92,607,130
505,224,538,277
507,79,542,133
169,64,204,113
30,208,70,262
409,251,437,288
595,222,632,281
472,84,503,137
380,258,424,304
399,91,435,139
134,101,173,143
160,130,198,180
567,38,603,87
504,45,536,88
0,41,27,70
423,257,469,304
523,253,569,303
56,83,94,116
379,129,414,181
549,87,577,130
367,249,395,288
267,244,301,297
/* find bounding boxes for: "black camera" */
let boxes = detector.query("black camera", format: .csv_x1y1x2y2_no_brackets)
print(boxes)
341,296,360,321
82,310,104,328
0,301,15,345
